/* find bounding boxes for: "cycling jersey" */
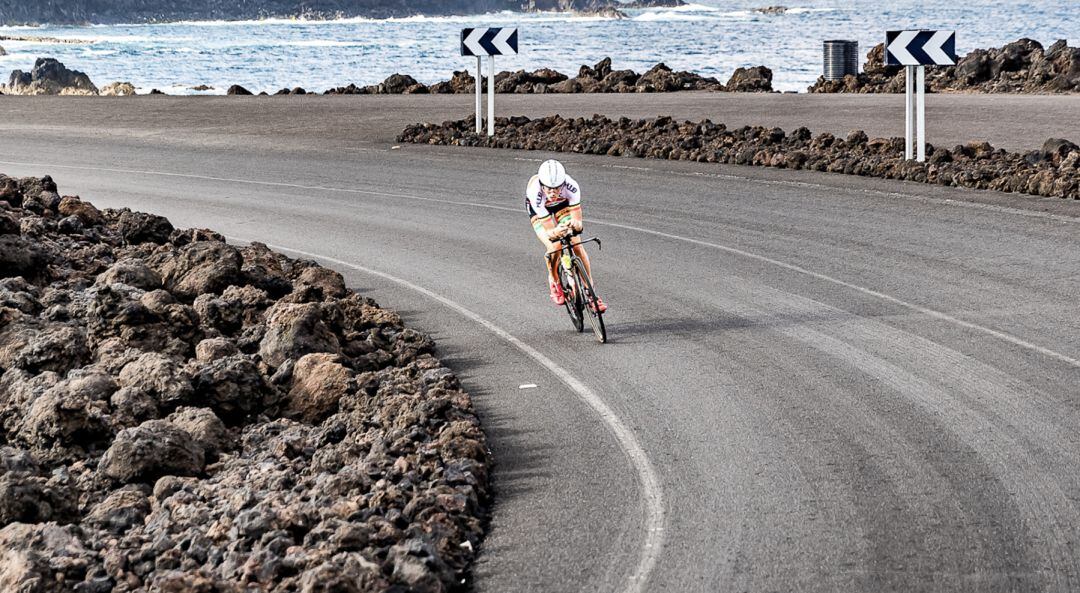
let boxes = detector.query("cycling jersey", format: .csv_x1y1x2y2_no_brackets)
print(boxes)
524,173,581,221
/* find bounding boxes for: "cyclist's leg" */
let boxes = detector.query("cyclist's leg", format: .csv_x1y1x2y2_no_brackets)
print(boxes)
552,208,588,277
551,205,597,288
531,214,560,286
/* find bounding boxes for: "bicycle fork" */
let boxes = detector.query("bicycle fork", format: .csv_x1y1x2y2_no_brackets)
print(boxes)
561,253,576,294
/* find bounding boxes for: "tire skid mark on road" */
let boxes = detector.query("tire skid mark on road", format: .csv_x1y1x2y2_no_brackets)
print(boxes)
227,237,667,593
715,279,1080,589
3,156,1074,370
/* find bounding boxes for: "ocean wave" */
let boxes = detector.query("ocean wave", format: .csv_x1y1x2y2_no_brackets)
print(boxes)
164,11,528,26
82,35,179,43
632,12,714,22
103,9,621,27
632,3,825,22
646,3,723,12
282,39,370,47
780,7,837,15
727,6,837,17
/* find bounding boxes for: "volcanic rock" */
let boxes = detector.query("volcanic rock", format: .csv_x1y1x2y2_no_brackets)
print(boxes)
259,302,341,367
152,240,243,300
3,57,98,95
328,57,753,95
99,419,206,483
116,209,174,244
0,235,51,280
0,174,490,592
96,258,162,291
384,74,418,93
166,406,229,457
726,66,773,92
100,81,136,96
85,485,151,532
399,115,1080,202
188,353,272,420
810,38,1080,94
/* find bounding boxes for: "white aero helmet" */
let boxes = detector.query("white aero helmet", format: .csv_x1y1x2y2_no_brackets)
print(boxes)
538,159,567,188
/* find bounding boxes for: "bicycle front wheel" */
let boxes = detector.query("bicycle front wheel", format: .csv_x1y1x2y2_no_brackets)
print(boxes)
572,259,606,343
560,265,584,332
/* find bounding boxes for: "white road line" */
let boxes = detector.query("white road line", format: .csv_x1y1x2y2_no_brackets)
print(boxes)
6,157,1075,370
7,155,1079,225
234,238,666,593
591,221,1080,370
507,154,1080,224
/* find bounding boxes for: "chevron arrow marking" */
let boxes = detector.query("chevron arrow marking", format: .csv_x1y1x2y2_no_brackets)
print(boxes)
461,28,486,56
924,30,956,65
492,28,518,55
479,29,499,54
887,30,919,65
461,27,518,56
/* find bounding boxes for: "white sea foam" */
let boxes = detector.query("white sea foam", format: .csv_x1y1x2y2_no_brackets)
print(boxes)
282,39,369,47
783,7,837,15
649,3,723,12
167,11,529,27
632,12,714,22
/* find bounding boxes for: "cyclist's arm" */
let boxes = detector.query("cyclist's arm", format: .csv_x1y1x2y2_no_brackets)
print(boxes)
526,176,561,244
566,204,583,230
563,175,583,231
532,214,558,238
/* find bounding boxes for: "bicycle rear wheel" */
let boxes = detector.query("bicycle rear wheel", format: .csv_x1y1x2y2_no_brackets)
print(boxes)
559,265,584,332
572,259,606,343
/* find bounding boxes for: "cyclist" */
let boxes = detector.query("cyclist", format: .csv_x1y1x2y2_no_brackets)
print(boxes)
525,159,606,312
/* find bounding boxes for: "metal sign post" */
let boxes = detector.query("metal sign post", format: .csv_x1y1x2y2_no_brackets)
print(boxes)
903,65,927,161
905,65,914,160
916,65,926,162
886,30,957,162
488,56,495,137
461,27,519,137
475,56,482,133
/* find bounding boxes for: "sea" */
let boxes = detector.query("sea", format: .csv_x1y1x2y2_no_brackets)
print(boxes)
0,1,1076,94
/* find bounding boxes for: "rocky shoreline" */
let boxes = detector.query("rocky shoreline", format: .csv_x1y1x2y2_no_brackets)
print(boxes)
9,38,1080,97
810,38,1080,94
2,58,139,96
0,174,490,591
398,115,1080,201
2,56,771,97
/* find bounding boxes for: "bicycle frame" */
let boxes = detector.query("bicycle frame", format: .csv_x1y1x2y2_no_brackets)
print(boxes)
549,231,606,343
550,231,600,279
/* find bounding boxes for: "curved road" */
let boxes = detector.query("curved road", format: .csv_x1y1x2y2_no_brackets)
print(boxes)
3,95,1080,592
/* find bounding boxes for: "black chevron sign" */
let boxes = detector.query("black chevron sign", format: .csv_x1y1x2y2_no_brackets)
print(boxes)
460,27,519,56
885,30,957,66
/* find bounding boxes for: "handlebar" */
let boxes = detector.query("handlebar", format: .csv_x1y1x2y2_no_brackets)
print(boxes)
555,230,601,253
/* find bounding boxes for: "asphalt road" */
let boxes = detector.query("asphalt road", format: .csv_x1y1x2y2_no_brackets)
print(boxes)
3,94,1080,592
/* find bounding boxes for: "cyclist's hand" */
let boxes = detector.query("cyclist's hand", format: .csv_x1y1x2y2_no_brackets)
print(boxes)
546,226,567,242
569,220,583,233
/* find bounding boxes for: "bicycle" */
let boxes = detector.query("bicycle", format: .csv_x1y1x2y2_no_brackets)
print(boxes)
551,229,607,343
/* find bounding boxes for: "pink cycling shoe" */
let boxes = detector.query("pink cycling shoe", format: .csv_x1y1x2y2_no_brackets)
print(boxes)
549,281,565,306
